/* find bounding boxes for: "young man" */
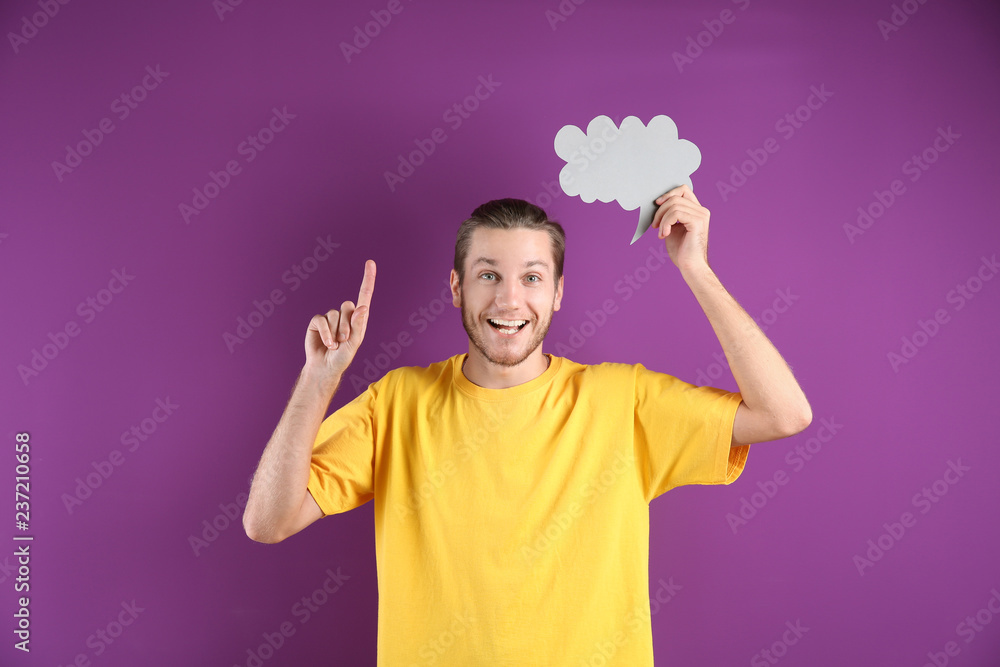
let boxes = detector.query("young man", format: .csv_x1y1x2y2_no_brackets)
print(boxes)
243,185,812,665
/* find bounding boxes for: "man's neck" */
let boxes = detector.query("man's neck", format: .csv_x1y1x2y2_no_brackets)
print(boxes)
462,350,551,389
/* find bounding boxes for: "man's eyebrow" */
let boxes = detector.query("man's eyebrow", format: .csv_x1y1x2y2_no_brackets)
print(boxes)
523,260,550,269
471,257,551,270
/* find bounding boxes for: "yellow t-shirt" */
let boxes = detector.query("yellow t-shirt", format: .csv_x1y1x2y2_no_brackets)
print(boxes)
307,353,749,666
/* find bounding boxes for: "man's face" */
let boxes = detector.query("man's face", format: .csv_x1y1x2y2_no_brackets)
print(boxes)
451,227,563,368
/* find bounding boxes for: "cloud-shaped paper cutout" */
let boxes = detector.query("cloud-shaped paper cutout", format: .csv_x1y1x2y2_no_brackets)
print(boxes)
554,115,701,244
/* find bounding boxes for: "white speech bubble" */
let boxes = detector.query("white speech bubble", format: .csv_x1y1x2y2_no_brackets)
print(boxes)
554,115,701,244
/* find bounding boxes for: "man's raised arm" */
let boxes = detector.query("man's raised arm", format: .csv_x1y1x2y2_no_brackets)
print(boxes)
243,260,376,543
651,186,812,446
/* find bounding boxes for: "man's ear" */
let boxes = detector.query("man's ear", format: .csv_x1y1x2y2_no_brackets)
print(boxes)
553,274,564,312
450,269,462,307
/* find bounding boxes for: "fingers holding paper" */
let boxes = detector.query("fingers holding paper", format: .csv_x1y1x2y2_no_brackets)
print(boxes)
651,185,710,271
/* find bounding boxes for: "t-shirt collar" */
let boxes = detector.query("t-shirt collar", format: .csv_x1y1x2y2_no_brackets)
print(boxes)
452,353,561,400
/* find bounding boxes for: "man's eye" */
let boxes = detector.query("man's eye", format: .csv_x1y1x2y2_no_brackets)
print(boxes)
481,273,496,280
526,275,540,282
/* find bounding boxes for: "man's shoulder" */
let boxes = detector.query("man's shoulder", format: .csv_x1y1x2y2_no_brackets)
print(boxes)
552,355,644,381
553,356,692,387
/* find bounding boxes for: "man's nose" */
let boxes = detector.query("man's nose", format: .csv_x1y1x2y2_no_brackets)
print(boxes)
495,280,522,309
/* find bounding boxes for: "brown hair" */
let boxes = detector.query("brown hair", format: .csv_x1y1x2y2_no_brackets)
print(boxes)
454,198,566,283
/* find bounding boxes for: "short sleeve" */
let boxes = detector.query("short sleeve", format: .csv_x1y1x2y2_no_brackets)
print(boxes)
632,364,749,502
306,382,378,516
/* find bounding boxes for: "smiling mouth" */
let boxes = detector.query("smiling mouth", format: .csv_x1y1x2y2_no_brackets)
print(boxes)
487,318,528,335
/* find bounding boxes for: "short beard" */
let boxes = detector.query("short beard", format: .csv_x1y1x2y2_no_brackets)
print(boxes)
460,295,554,368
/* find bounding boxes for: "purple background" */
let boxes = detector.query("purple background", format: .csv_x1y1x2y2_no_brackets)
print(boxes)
2,0,999,665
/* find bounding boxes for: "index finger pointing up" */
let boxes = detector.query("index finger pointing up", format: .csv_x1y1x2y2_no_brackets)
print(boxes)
357,259,376,310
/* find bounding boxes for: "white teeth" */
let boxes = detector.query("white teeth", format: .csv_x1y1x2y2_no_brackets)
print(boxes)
488,318,527,327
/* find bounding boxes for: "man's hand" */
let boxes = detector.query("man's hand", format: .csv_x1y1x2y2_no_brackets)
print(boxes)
305,259,376,381
650,184,709,273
